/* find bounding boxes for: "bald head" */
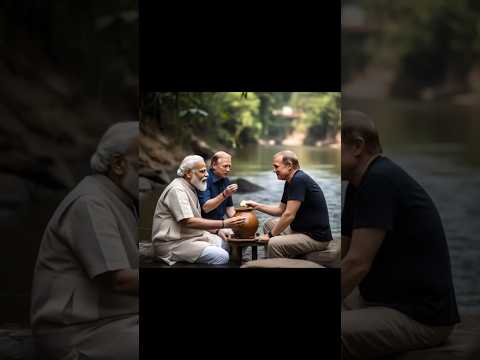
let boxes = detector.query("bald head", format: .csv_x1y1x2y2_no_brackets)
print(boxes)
274,150,300,170
342,110,382,154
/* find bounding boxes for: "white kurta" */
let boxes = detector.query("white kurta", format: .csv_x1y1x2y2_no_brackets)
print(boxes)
31,174,138,359
152,177,220,265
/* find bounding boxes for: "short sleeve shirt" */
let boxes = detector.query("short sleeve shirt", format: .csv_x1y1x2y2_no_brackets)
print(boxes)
281,170,332,241
152,178,213,265
31,175,139,333
342,156,460,326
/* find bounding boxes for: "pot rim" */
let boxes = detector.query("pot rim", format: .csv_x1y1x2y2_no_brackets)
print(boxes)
235,206,255,211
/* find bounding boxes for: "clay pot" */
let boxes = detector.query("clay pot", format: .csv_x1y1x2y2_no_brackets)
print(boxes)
233,207,259,239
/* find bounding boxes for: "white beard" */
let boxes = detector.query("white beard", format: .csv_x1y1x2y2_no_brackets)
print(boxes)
121,162,139,200
191,175,207,191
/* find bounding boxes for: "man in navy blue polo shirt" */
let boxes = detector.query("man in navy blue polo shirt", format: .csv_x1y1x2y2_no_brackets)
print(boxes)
197,151,238,240
245,150,332,258
341,111,458,359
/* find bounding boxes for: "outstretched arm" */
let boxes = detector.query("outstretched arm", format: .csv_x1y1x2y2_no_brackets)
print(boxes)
181,216,245,230
245,200,286,217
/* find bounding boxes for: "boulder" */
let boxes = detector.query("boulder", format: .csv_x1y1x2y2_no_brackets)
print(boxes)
241,258,324,268
302,237,340,268
190,135,214,159
391,314,480,360
231,178,265,193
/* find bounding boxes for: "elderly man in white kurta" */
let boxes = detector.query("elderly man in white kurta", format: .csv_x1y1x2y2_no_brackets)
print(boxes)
152,155,245,265
31,122,139,360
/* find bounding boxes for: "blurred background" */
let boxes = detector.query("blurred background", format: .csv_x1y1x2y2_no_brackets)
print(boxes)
0,0,138,331
342,0,480,314
0,1,343,358
139,92,341,256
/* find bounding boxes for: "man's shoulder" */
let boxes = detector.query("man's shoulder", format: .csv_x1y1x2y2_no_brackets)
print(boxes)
368,156,402,176
363,156,411,189
292,170,316,186
61,176,105,204
48,179,110,224
207,169,218,184
165,178,188,191
160,178,188,199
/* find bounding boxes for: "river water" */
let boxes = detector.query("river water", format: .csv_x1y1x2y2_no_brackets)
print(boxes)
229,144,341,258
344,97,480,314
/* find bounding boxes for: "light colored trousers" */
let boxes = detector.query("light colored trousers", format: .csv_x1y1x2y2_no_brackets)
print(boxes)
342,288,455,359
263,219,330,258
196,235,229,265
34,315,138,360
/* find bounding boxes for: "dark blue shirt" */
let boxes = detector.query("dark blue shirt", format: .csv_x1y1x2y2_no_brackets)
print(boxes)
281,170,332,242
197,168,233,220
342,156,459,326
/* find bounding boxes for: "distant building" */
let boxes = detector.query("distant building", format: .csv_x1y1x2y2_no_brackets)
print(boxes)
272,106,304,119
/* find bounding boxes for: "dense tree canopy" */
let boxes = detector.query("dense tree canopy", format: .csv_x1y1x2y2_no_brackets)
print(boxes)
141,92,341,148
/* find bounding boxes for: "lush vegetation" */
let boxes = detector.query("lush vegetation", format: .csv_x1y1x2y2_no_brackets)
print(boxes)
141,92,341,149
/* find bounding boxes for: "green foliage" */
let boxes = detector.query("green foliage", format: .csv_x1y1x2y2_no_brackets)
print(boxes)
290,92,341,144
141,92,340,149
141,92,262,148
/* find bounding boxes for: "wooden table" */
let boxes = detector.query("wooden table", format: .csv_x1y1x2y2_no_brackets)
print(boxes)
226,235,267,265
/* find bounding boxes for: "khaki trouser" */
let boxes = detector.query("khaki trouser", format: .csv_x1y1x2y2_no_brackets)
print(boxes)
263,219,330,259
342,288,455,360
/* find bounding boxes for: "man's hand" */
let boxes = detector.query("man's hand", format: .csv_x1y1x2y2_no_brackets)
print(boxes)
218,228,234,241
97,269,138,296
224,215,246,229
243,200,260,209
223,184,238,198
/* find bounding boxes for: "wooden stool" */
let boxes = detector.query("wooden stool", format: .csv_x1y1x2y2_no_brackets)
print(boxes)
226,235,263,265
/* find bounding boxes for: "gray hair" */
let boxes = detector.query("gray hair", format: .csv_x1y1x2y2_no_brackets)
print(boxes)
90,122,139,174
177,155,205,176
274,150,300,170
210,151,231,168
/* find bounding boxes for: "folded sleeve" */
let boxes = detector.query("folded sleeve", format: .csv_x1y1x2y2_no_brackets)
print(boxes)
164,187,195,222
65,196,131,279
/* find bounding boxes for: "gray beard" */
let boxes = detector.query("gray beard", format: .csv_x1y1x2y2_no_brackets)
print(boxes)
121,166,139,200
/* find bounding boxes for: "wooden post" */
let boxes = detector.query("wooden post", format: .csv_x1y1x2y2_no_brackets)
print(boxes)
251,245,258,260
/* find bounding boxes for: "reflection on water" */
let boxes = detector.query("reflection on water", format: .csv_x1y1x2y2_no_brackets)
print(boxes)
231,145,341,238
344,97,480,314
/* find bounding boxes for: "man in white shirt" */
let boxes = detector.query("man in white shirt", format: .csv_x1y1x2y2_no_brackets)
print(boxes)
152,155,245,265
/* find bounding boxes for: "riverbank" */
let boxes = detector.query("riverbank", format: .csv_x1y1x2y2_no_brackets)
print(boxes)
139,126,341,189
